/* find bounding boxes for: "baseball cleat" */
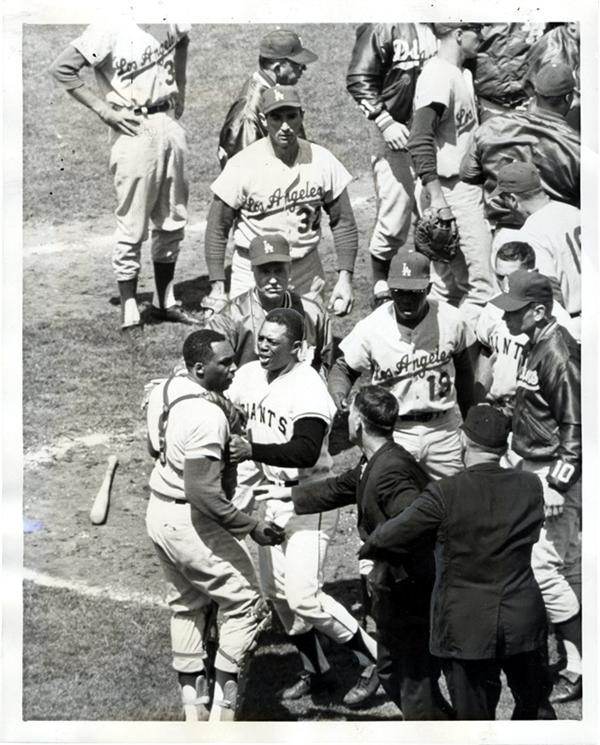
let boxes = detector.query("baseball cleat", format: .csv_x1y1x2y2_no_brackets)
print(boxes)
208,680,237,722
181,674,211,721
279,670,336,701
150,302,200,325
549,672,582,704
342,664,381,708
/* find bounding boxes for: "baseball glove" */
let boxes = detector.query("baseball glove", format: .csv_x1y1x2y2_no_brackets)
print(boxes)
414,206,460,263
203,391,247,435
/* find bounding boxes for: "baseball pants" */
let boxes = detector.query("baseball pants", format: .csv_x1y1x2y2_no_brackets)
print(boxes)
109,113,188,281
441,648,551,720
423,179,495,330
368,145,416,261
145,492,263,675
521,460,582,622
258,498,359,641
392,407,463,480
230,246,325,299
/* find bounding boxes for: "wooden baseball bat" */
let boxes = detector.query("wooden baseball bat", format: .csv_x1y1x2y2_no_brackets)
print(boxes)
90,455,118,525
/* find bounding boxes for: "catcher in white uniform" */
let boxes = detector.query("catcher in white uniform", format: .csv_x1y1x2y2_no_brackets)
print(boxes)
49,21,196,329
329,247,476,480
146,329,284,721
204,85,358,313
227,308,378,702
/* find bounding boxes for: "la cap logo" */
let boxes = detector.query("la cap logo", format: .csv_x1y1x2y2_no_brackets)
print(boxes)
264,241,275,253
402,263,412,277
274,88,285,101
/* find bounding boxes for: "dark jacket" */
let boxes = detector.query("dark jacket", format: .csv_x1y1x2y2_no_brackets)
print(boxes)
459,105,580,228
362,463,547,659
293,440,434,626
512,321,581,485
345,23,437,125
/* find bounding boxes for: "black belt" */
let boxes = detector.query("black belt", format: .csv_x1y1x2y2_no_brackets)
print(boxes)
397,411,445,423
132,101,172,116
152,491,187,505
570,311,581,319
271,479,300,487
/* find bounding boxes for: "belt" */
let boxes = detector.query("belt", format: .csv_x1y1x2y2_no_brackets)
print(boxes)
570,311,582,319
397,411,445,423
133,101,172,116
272,479,299,487
152,490,187,505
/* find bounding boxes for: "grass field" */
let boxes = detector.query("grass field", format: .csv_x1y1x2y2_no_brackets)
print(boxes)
18,22,583,729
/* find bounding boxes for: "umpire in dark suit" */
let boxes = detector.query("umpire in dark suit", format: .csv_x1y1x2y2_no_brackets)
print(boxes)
256,384,451,719
360,404,553,720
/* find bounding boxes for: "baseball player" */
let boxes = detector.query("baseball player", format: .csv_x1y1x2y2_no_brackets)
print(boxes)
206,233,332,372
204,85,358,311
226,308,379,703
328,247,476,480
345,24,437,294
145,329,284,721
491,162,581,329
49,21,196,330
406,23,495,330
475,241,577,407
460,61,580,230
491,270,582,705
217,29,316,169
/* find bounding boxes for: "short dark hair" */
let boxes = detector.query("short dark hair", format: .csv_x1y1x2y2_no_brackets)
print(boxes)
259,55,282,71
264,308,304,343
496,241,536,269
353,385,399,436
182,329,226,368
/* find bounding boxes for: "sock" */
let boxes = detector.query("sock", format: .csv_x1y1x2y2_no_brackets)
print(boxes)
178,670,207,703
289,629,330,675
344,626,377,667
212,670,237,706
118,278,139,326
555,612,582,676
153,262,176,309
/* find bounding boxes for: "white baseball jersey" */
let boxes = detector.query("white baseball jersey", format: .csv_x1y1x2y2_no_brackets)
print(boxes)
72,21,190,108
414,56,478,178
340,300,474,416
516,201,581,315
227,360,336,484
210,137,352,258
476,299,576,400
147,376,228,500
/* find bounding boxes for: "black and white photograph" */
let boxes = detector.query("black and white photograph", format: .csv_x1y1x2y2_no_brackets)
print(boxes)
2,0,598,742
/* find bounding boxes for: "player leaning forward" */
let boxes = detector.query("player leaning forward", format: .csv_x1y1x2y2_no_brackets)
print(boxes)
227,308,379,701
145,329,284,721
49,22,195,329
205,85,358,312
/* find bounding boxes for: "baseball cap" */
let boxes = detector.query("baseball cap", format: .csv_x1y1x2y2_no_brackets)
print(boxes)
491,161,542,197
261,85,303,115
433,22,483,37
387,247,431,290
461,404,511,449
249,234,291,266
490,269,553,311
259,29,318,65
534,62,575,96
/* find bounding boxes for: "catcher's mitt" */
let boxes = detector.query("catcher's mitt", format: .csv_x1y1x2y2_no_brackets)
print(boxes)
414,206,460,263
202,390,247,435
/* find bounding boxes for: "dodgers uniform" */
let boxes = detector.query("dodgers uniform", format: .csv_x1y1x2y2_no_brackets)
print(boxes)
68,22,189,282
227,360,363,643
339,299,475,479
208,137,353,297
409,56,495,328
145,375,264,678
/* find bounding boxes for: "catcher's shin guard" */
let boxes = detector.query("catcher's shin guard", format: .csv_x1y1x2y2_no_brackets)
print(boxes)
232,598,272,720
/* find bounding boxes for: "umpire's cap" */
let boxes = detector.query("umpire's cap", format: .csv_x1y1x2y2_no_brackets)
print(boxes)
461,404,511,449
534,62,575,97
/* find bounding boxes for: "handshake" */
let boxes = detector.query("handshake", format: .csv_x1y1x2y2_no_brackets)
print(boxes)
250,520,286,546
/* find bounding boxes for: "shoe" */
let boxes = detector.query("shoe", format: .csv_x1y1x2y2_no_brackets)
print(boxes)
537,698,558,719
549,672,582,704
182,674,211,721
208,680,237,722
342,664,380,708
150,302,199,325
279,670,335,701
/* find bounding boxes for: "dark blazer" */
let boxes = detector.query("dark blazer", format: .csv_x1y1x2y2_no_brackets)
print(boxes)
293,440,434,628
362,463,547,659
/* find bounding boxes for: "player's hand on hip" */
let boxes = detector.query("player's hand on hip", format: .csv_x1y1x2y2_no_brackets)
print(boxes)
382,121,410,151
98,105,141,136
250,520,286,546
252,485,292,503
327,273,354,316
543,486,565,519
229,434,252,463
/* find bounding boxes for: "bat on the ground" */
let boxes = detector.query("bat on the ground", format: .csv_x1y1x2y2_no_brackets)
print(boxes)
90,455,118,525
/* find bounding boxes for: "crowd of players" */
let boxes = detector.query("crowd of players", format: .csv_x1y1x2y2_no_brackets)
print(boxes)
50,21,582,722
